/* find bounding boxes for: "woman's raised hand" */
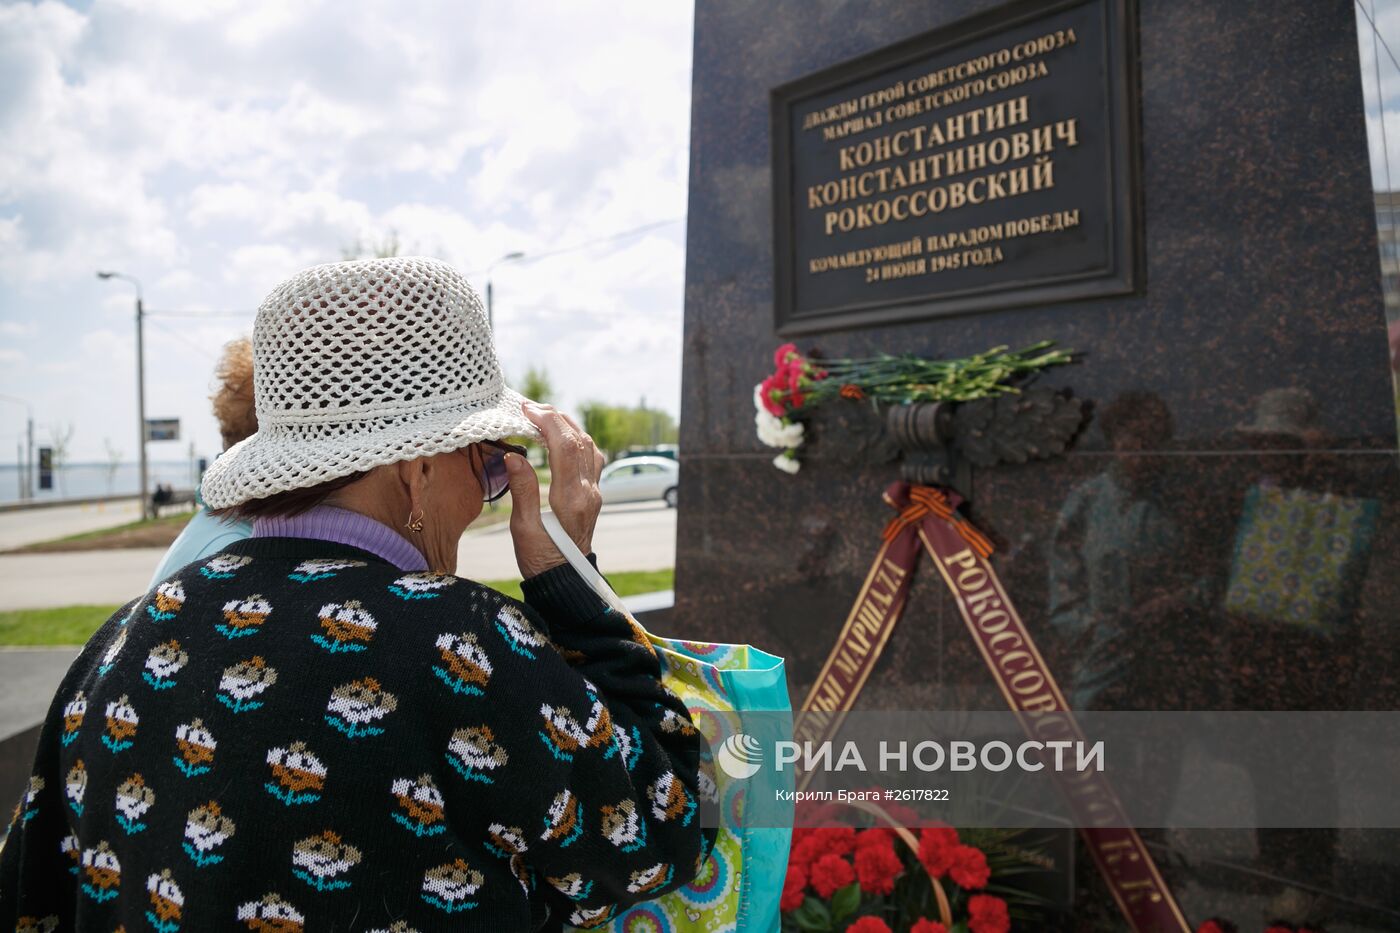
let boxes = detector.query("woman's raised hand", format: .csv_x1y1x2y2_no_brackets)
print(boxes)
505,401,606,579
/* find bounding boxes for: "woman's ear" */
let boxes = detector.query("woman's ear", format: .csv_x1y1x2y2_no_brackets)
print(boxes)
395,458,429,518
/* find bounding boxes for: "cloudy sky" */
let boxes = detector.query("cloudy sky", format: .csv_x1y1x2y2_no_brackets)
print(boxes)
0,0,693,462
1358,0,1400,191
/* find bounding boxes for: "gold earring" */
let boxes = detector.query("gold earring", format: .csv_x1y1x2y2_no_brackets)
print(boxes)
406,509,425,533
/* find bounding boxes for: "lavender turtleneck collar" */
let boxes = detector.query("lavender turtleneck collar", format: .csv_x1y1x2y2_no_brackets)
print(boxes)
251,505,429,572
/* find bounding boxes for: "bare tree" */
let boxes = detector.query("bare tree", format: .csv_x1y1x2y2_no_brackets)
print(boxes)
49,422,75,496
340,230,402,261
102,437,123,495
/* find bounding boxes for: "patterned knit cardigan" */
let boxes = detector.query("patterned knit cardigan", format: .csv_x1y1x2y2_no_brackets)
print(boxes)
0,536,716,932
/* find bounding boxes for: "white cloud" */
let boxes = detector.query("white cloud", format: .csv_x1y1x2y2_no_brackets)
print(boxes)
0,320,37,339
1357,1,1400,190
225,244,326,296
0,1,693,462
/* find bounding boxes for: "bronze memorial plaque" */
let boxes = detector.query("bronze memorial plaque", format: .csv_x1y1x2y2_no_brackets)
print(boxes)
771,0,1141,334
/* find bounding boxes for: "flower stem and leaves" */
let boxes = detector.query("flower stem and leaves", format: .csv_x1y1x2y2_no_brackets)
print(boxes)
754,341,1075,472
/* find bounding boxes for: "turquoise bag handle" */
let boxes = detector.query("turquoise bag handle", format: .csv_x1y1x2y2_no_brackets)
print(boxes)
719,645,793,930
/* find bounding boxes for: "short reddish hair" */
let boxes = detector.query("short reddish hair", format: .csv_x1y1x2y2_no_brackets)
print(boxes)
211,338,257,450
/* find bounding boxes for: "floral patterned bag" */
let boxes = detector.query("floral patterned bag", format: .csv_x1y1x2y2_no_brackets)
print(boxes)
1226,483,1380,632
541,513,794,932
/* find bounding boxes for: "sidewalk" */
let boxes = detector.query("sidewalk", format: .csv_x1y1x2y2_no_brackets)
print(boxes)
0,548,165,610
0,647,80,743
0,497,142,551
0,501,677,610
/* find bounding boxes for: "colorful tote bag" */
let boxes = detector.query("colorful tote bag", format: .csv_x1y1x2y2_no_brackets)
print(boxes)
540,514,795,932
1226,483,1380,633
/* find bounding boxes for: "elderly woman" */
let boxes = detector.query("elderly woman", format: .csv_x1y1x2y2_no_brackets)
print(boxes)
0,258,714,931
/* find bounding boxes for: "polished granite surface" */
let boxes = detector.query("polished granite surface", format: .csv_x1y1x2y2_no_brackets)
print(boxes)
676,0,1400,926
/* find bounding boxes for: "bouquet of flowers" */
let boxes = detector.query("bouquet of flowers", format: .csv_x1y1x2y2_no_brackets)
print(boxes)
754,340,1074,473
781,798,1053,933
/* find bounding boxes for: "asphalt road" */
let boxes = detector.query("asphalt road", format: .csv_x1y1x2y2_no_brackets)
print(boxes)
0,500,677,611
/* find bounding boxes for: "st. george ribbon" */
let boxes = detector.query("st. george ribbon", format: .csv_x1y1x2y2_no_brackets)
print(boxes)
793,481,1192,933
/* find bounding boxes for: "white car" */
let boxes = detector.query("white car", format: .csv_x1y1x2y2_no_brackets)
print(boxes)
598,456,679,507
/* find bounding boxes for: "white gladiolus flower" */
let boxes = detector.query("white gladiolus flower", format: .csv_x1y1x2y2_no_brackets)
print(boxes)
772,452,801,474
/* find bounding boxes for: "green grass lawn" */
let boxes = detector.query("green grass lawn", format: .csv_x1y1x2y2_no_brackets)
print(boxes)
50,511,194,543
0,568,674,646
0,605,120,646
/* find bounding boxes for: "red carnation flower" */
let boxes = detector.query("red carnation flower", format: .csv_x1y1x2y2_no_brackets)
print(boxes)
789,829,817,862
789,364,812,409
854,826,895,850
967,894,1010,933
789,827,855,871
809,852,855,898
845,918,892,933
947,844,991,890
780,864,807,912
788,834,827,872
759,375,786,417
1195,921,1237,933
917,825,960,878
1264,927,1295,933
911,920,949,933
774,342,800,367
853,834,903,895
812,826,857,859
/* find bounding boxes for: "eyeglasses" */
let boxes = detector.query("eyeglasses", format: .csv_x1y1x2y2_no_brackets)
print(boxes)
476,439,528,503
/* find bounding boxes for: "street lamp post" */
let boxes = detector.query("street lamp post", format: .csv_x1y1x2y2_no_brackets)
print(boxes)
482,251,525,515
0,394,33,499
96,271,149,520
485,251,526,332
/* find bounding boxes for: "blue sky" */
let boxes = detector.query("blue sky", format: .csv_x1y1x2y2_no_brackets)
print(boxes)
0,0,693,461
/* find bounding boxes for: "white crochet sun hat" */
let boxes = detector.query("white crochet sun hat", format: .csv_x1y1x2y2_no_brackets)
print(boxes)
201,256,541,509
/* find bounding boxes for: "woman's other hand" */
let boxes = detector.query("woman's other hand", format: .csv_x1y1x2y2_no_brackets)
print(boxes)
505,402,606,579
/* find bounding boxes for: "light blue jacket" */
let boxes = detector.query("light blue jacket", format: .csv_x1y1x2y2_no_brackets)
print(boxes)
147,507,252,588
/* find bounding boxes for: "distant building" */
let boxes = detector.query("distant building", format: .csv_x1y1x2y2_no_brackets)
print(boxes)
1379,193,1400,427
1375,191,1400,320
